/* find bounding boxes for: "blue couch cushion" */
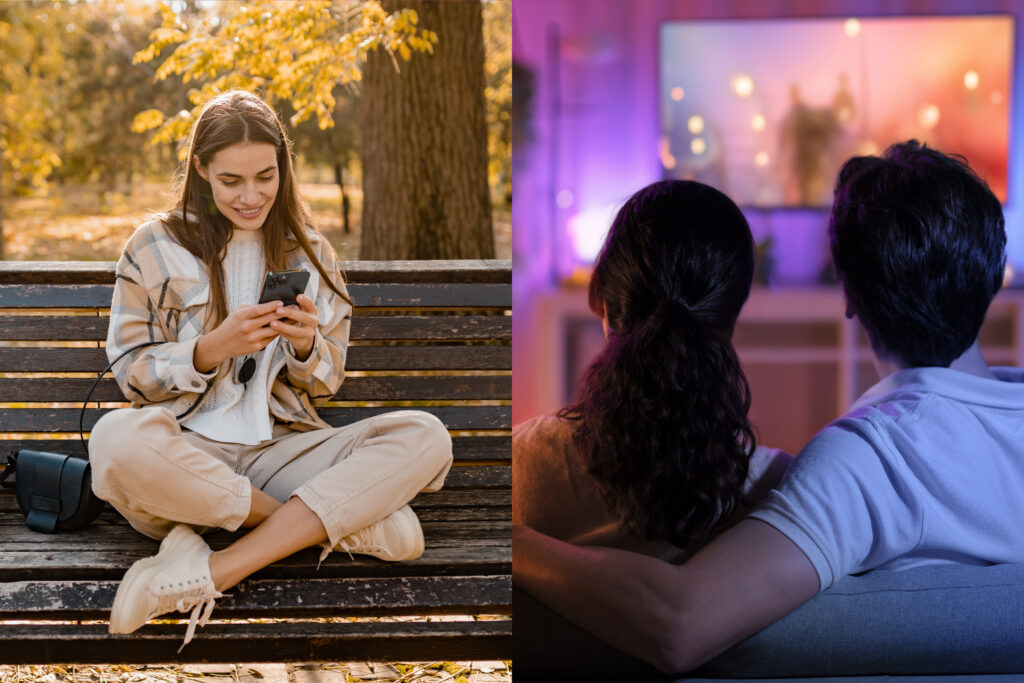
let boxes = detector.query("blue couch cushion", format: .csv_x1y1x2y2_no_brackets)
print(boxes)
515,563,1024,679
700,563,1024,677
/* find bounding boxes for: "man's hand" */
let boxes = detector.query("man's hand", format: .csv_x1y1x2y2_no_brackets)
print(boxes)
270,293,319,361
194,300,283,373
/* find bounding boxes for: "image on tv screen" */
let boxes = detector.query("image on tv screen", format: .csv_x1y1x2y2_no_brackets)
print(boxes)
659,16,1012,207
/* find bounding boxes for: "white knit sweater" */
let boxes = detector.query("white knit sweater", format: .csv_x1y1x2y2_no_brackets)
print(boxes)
182,228,277,445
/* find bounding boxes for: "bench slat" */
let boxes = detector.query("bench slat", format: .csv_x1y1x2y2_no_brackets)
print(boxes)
0,575,511,620
0,538,510,581
0,464,510,490
0,260,513,285
0,346,511,371
0,620,512,664
0,376,510,402
0,405,510,431
0,284,511,309
0,435,510,462
0,315,511,342
0,488,509,514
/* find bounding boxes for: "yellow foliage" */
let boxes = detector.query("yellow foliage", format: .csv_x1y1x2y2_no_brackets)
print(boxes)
130,109,165,133
131,0,438,144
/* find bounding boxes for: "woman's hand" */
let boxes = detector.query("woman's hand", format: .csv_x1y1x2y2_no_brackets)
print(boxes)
270,293,319,361
194,300,283,373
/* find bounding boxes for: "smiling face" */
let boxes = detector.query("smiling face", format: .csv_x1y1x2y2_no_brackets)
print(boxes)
194,141,280,230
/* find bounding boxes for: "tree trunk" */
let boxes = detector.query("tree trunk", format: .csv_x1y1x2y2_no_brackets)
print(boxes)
321,128,351,234
360,0,494,260
333,160,352,234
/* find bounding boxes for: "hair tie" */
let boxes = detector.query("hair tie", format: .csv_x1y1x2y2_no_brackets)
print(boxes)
654,297,693,321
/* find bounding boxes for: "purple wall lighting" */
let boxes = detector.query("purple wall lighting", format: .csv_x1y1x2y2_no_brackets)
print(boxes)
512,0,1024,425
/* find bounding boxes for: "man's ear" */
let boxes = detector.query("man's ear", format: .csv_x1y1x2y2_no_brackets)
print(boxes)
193,156,208,181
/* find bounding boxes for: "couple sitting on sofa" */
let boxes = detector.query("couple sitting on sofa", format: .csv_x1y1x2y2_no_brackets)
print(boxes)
513,140,1024,676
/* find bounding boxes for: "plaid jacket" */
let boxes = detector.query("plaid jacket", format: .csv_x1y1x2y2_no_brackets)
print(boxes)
106,218,352,431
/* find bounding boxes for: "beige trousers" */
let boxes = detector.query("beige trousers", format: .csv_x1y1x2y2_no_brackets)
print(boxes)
89,407,453,548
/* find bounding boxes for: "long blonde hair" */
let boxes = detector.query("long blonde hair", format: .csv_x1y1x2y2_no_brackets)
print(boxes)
162,90,351,328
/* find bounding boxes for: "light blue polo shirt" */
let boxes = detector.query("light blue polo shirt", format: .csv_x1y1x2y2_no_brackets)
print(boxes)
750,366,1024,591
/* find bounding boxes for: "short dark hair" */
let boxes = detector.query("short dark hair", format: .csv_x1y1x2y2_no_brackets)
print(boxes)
829,140,1006,367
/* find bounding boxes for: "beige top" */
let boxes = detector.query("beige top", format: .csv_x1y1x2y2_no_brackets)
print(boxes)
513,414,793,563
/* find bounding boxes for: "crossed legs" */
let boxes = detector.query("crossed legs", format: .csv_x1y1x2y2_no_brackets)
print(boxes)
90,406,453,591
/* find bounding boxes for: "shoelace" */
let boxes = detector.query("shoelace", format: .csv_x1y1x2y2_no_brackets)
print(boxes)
158,585,223,653
317,526,384,569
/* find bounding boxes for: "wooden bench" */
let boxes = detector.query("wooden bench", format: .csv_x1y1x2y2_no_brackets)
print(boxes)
0,260,511,664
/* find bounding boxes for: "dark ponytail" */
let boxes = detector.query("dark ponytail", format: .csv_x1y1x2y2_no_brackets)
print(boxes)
560,180,756,548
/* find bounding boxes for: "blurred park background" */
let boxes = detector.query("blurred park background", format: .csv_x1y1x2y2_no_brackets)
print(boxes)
0,0,510,262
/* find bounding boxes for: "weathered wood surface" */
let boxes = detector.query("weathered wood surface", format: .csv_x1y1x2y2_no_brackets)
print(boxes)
0,435,511,462
0,260,513,285
0,487,509,513
0,575,512,619
0,405,509,432
0,464,508,493
0,283,511,308
0,620,512,664
0,315,511,341
0,262,512,663
0,375,511,403
0,539,511,581
0,346,511,371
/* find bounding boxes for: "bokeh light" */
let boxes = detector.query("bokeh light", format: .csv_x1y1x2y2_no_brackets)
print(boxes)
731,74,754,98
687,115,705,134
690,137,707,155
670,86,685,101
751,114,766,131
964,70,980,90
917,104,940,129
844,18,861,37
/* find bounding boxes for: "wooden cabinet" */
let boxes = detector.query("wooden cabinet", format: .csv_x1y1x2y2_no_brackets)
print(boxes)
519,286,1024,455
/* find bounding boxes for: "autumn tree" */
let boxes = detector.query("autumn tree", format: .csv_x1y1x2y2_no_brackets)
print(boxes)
288,95,360,234
57,3,181,191
131,0,437,245
484,0,511,205
0,3,64,260
360,0,493,260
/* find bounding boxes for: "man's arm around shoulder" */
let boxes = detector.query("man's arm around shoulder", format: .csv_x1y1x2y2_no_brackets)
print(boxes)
513,518,819,672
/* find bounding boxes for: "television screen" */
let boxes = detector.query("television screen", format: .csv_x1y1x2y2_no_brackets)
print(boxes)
659,16,1013,207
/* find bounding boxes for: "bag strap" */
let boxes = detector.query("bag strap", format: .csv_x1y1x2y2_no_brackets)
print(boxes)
79,342,162,456
25,451,68,533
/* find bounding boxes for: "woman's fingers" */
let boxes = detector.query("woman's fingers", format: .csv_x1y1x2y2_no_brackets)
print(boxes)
275,306,318,328
270,319,310,337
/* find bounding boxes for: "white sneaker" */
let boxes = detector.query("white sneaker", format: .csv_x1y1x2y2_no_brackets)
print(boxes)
322,505,425,564
109,524,223,651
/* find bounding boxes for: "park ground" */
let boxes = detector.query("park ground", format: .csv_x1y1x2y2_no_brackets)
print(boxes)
0,660,511,683
3,183,512,262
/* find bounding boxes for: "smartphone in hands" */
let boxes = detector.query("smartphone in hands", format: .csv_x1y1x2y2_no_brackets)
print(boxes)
259,269,310,308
